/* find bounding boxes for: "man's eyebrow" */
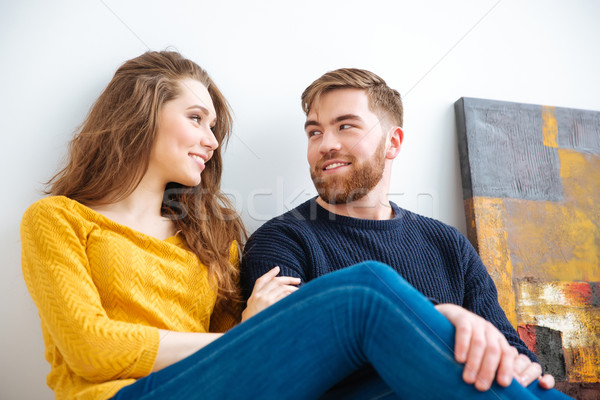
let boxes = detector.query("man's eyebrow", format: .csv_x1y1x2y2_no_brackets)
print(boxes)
304,119,320,130
332,114,363,124
304,114,363,130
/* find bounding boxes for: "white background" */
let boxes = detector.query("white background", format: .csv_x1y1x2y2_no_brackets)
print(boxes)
1,1,599,398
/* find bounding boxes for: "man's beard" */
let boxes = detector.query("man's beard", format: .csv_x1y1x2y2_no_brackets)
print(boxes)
310,137,386,204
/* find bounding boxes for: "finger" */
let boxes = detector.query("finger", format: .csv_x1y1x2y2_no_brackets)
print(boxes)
513,353,531,376
473,324,502,391
272,285,299,302
516,362,542,388
495,343,517,387
273,276,302,286
254,266,280,291
538,373,555,390
454,319,472,364
462,321,486,386
261,277,300,298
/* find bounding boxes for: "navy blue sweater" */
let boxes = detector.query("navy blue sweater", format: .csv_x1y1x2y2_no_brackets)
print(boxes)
241,198,537,361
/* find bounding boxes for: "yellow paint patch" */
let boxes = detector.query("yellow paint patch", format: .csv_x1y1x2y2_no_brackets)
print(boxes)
504,199,599,282
559,149,600,212
542,106,558,148
470,197,516,327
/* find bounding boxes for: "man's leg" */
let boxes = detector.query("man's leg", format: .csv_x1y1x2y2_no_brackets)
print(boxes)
112,262,566,399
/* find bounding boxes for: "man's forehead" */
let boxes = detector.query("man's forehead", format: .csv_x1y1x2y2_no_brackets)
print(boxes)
307,89,371,121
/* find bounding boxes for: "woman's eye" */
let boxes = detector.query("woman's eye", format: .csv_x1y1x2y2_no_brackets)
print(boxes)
190,115,201,123
210,126,216,133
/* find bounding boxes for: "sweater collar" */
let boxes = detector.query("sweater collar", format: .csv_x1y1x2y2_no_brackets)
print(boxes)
304,197,410,230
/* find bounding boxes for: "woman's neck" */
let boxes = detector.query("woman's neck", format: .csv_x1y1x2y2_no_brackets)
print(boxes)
90,180,177,240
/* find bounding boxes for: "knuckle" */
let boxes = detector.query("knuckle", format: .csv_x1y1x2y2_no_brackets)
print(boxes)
517,354,530,363
486,344,501,357
471,335,486,347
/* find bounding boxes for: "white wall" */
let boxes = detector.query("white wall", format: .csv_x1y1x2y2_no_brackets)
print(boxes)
1,1,599,398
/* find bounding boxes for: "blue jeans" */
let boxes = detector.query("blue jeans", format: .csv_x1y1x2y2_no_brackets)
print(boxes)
112,262,571,399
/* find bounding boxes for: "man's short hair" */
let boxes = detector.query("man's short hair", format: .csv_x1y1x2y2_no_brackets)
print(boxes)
301,68,403,128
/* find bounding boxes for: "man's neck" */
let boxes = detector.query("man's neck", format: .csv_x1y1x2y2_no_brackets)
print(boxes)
316,193,394,220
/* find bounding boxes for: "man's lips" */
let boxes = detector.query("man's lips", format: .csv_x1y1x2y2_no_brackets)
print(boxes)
321,160,351,171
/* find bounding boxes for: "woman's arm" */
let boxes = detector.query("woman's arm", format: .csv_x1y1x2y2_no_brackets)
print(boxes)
152,330,223,372
21,200,160,382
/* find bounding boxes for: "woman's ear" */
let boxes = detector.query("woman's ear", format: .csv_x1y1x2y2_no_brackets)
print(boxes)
386,127,403,159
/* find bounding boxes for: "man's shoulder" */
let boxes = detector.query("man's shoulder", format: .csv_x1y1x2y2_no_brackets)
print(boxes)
392,204,465,247
393,203,459,233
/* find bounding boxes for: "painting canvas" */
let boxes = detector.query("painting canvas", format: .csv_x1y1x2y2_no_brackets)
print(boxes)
455,97,600,398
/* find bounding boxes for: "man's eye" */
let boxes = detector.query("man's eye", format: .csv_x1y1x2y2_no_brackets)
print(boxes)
308,130,322,137
340,124,352,130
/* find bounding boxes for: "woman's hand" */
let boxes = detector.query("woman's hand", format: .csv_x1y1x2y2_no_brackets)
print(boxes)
242,266,300,322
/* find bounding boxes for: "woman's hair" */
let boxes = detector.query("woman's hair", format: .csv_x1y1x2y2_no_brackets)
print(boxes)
301,68,403,127
48,50,246,323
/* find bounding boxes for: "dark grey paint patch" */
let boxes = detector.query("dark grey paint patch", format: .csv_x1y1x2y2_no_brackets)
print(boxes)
555,107,600,154
455,97,563,201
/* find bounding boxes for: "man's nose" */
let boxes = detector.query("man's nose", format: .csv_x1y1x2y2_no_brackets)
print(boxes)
319,132,342,154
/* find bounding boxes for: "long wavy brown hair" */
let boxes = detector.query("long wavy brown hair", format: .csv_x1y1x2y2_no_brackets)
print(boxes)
48,51,246,328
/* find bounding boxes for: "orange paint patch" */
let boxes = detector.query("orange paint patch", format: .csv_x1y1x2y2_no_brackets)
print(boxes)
563,282,594,307
564,347,600,382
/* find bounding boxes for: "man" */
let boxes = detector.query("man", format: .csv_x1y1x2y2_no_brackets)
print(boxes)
241,68,558,394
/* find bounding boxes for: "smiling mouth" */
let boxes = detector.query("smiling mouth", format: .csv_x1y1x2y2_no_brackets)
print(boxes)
323,162,351,171
189,154,206,169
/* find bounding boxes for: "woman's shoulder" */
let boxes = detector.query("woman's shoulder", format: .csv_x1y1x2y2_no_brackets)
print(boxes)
22,196,91,228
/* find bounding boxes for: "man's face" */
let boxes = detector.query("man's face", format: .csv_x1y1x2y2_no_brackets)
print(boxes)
305,88,388,204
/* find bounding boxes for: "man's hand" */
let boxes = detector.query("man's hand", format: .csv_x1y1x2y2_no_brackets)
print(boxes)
242,266,300,322
434,303,549,391
513,353,555,389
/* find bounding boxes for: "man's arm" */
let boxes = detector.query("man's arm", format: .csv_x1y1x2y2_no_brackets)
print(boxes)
241,222,309,301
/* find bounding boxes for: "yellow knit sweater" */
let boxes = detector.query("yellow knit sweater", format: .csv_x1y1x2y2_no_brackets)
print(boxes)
20,196,239,400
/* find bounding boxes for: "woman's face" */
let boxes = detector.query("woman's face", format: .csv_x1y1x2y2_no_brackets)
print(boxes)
148,78,219,188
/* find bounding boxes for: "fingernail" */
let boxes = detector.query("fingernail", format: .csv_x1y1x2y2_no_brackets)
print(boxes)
465,370,476,382
478,379,490,390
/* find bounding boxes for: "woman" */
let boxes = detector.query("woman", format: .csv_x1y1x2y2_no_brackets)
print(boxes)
21,51,569,400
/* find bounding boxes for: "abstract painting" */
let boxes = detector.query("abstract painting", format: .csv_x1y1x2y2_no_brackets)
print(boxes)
455,97,600,398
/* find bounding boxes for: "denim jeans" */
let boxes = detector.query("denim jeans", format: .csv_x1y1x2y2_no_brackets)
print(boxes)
112,261,571,399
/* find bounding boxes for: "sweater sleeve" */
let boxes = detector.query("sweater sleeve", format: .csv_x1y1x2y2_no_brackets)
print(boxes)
459,234,538,362
241,222,309,301
20,200,159,383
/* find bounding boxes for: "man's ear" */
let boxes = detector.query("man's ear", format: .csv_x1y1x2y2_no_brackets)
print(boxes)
386,127,403,159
